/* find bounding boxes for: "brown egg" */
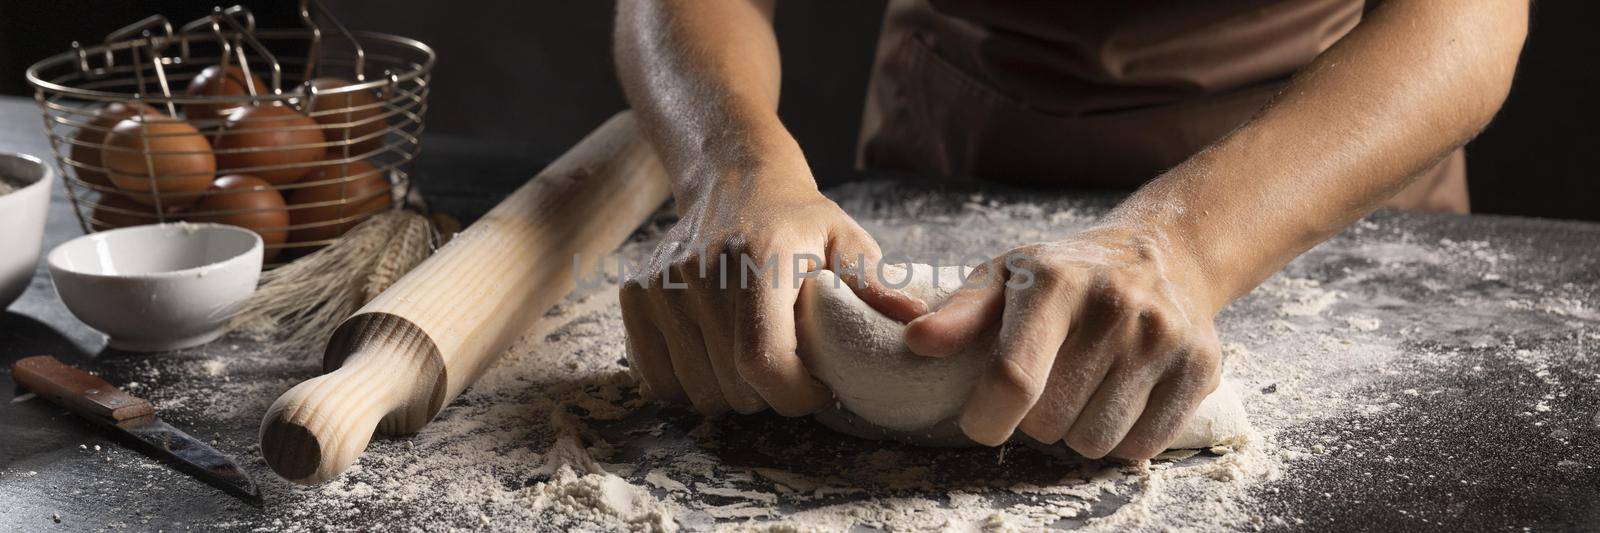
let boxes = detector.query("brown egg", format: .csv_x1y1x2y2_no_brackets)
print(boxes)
305,78,386,158
286,160,391,246
90,193,174,230
102,113,215,207
189,174,290,261
214,104,326,185
184,65,267,123
70,102,160,189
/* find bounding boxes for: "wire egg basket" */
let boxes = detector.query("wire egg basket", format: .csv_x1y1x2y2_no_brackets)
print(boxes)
25,0,434,263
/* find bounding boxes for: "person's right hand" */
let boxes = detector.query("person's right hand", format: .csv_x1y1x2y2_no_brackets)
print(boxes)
620,158,926,417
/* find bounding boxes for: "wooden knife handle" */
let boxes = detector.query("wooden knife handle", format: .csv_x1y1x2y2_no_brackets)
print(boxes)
259,111,671,484
11,355,155,423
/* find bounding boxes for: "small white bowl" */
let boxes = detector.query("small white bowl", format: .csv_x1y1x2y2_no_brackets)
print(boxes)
48,223,262,352
0,152,54,310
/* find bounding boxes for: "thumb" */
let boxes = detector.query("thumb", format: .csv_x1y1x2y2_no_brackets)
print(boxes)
827,227,928,324
904,259,1005,357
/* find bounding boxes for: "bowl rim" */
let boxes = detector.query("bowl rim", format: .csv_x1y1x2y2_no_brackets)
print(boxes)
47,222,263,280
0,151,55,193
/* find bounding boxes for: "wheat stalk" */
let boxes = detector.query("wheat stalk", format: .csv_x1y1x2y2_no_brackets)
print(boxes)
230,210,438,356
364,212,435,302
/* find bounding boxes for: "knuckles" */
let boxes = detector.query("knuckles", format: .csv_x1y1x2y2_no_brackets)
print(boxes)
626,231,783,295
988,358,1048,402
1005,244,1201,343
1176,343,1225,390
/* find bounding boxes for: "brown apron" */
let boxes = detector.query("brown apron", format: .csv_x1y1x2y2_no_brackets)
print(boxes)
857,0,1468,213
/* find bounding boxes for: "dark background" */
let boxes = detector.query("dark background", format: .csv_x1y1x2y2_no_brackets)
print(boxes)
2,1,1593,221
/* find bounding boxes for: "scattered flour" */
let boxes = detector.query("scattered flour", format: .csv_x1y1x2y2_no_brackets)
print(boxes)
47,185,1593,531
525,464,676,532
1343,315,1382,332
1264,278,1345,317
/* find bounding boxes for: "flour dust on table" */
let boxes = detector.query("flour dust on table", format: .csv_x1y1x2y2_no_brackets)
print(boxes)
17,182,1594,531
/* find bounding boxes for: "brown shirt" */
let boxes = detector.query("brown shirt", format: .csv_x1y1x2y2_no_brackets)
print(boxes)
857,0,1467,212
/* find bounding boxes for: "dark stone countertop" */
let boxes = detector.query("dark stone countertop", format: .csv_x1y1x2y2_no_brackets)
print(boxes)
1,94,1597,531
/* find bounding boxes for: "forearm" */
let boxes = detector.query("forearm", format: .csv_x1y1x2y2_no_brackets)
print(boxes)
613,0,812,207
1111,0,1528,312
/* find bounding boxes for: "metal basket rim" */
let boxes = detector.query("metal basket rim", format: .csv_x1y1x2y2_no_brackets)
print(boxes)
25,28,436,101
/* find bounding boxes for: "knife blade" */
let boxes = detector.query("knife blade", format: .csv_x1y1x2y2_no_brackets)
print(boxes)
10,355,260,502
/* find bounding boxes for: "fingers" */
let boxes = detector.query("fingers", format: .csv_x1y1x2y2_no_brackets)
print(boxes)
1063,363,1162,459
734,258,831,417
1016,306,1133,444
676,255,769,415
622,237,833,418
1016,334,1112,445
958,276,1075,446
1109,348,1222,460
699,320,769,415
828,229,927,323
904,261,1006,357
657,301,731,416
620,294,687,404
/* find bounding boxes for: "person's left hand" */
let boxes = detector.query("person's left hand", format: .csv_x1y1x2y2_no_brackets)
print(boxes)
903,223,1224,460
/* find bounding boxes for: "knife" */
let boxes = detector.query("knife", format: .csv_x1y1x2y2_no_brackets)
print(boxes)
10,355,260,503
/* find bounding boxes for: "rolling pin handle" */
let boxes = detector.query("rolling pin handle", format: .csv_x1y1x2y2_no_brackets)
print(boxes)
259,355,402,483
260,314,445,484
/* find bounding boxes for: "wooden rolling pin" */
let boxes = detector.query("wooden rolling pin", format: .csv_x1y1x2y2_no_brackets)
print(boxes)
260,112,670,484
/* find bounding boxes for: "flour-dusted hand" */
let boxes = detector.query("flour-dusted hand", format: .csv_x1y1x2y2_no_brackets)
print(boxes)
614,0,928,418
904,224,1223,460
619,158,925,418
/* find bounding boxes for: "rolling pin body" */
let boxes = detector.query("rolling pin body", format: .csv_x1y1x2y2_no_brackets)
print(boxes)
261,112,670,483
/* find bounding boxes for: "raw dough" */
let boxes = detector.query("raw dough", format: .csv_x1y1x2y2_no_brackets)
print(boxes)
797,263,1251,450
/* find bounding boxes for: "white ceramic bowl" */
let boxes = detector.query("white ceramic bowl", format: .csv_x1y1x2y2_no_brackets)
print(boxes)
0,153,53,310
48,223,263,352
